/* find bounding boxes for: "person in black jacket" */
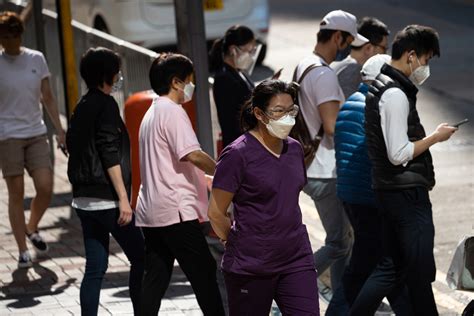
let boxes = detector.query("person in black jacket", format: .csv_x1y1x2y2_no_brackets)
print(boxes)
66,47,144,316
350,26,457,316
209,25,258,147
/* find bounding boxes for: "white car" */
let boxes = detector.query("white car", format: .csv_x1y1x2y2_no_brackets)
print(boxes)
43,0,270,61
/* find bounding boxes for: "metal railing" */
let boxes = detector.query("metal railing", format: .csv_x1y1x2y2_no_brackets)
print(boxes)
1,2,159,114
1,2,222,157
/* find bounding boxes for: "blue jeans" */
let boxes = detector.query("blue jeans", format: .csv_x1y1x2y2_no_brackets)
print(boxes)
76,208,145,316
303,178,352,315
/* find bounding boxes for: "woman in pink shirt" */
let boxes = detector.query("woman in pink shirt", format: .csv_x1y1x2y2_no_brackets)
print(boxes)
135,53,224,315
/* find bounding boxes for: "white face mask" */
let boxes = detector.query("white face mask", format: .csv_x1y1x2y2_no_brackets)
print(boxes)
234,44,261,75
409,56,430,85
111,72,123,93
265,114,296,139
181,82,195,103
235,50,254,71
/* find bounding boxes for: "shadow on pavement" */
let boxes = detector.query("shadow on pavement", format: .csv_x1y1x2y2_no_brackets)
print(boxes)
23,192,73,211
0,264,76,309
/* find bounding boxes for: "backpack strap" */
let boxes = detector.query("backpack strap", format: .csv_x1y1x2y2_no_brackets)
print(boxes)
293,63,325,138
293,63,323,84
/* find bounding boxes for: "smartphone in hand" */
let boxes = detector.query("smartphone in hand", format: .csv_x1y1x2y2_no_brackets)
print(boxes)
450,118,469,128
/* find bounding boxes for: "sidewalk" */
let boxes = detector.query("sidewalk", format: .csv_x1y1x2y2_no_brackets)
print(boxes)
0,145,472,315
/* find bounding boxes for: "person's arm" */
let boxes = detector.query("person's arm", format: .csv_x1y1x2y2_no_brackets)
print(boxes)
183,150,216,175
107,165,132,226
41,77,67,151
95,101,132,225
208,188,234,241
413,123,457,158
318,100,341,137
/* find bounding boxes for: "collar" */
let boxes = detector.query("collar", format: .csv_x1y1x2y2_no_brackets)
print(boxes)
358,82,369,95
381,64,418,98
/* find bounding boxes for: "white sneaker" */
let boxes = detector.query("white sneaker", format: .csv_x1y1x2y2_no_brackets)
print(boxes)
18,251,33,268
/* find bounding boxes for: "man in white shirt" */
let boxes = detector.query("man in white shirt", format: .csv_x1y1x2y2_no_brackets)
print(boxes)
295,10,368,312
350,25,457,315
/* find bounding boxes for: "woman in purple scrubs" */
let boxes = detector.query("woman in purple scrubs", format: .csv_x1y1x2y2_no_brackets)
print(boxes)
208,80,319,315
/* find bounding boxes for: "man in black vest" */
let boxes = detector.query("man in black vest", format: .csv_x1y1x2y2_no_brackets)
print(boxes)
350,25,457,315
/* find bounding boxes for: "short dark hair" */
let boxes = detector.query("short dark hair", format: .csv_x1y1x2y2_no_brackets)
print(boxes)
80,47,121,89
391,25,440,60
0,11,24,37
317,29,351,44
149,53,194,95
240,80,298,132
352,17,389,50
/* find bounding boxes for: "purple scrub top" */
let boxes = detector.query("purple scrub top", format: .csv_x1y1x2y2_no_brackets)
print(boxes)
213,132,315,276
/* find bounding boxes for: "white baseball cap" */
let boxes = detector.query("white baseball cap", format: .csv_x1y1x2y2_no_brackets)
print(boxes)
361,54,391,81
319,10,369,47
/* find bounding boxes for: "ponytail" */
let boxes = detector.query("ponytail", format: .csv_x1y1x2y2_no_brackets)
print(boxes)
209,38,225,72
240,99,257,132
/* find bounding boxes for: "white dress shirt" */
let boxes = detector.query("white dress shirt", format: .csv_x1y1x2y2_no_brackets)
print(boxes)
379,87,415,166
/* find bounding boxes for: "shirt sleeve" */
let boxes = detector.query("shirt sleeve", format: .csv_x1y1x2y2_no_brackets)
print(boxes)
212,145,244,193
379,88,415,166
95,97,121,169
305,67,345,107
38,52,51,79
164,107,201,160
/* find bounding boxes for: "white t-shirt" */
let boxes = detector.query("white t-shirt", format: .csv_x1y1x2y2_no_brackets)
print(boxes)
71,197,119,211
296,54,345,178
0,48,50,140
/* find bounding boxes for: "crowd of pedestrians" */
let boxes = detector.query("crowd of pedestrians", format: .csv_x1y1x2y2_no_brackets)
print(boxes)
0,6,461,316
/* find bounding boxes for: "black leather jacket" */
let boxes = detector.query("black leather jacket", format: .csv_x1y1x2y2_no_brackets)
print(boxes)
66,88,131,201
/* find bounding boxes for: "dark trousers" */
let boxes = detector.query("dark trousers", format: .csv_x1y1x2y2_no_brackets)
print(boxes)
76,208,145,316
328,203,411,315
224,269,319,316
140,220,224,316
350,187,438,316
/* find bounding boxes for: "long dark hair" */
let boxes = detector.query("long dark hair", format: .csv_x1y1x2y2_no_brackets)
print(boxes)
240,80,298,132
209,25,255,72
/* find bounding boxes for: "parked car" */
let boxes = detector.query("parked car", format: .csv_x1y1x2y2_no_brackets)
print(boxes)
43,0,270,62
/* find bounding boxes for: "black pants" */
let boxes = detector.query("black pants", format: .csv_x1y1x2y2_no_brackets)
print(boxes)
350,187,438,316
76,208,145,316
140,220,224,316
335,203,411,315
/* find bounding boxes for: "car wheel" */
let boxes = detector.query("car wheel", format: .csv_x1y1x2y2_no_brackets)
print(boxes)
94,16,109,34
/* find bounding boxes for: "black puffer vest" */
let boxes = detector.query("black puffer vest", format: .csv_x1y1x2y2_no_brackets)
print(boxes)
365,64,435,190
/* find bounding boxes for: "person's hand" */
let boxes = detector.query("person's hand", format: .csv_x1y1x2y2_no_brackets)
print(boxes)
433,123,457,143
117,199,133,226
56,130,68,156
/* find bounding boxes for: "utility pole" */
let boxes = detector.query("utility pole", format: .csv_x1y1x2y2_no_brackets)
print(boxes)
56,0,78,120
174,0,214,156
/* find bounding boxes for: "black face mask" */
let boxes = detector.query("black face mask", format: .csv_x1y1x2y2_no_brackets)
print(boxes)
335,45,351,61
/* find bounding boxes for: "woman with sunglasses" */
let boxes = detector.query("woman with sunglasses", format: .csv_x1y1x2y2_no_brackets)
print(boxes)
208,79,319,315
209,25,259,148
66,47,144,316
